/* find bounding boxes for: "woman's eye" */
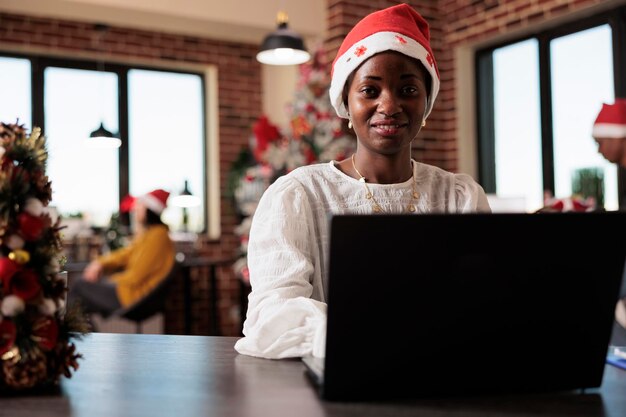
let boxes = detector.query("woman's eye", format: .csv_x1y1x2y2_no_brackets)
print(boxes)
402,86,418,95
360,87,377,96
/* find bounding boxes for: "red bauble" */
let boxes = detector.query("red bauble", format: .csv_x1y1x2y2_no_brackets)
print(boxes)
17,212,45,241
0,257,21,294
11,269,41,301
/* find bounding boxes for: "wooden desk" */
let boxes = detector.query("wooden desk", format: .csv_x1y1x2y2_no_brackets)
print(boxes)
1,333,625,417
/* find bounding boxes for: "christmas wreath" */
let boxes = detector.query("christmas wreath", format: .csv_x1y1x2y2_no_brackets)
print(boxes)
0,122,88,391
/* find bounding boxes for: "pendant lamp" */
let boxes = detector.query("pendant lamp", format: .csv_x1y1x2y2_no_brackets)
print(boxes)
87,122,121,149
170,180,201,232
86,24,121,149
256,11,310,65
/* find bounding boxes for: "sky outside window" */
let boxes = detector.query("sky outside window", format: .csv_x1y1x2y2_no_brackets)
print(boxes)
45,67,120,226
551,24,616,210
0,57,32,128
493,39,543,212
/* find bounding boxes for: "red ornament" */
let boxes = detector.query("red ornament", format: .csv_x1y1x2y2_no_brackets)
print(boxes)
17,212,45,241
10,269,42,301
32,317,59,351
0,257,21,294
0,320,17,356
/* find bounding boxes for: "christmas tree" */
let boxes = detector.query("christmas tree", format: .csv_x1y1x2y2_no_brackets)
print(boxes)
0,122,87,391
230,47,355,288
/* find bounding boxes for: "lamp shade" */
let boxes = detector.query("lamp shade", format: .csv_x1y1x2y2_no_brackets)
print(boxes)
87,122,121,149
170,180,201,208
256,12,310,65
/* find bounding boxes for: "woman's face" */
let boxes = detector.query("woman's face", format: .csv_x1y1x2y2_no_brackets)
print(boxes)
595,137,624,164
346,51,428,156
132,199,147,225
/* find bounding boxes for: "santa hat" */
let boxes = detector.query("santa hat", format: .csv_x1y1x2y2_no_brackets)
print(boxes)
592,99,626,139
120,189,170,215
329,4,440,120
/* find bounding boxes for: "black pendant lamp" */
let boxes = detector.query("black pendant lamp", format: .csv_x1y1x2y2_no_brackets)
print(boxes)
256,11,310,65
88,122,121,149
86,23,121,149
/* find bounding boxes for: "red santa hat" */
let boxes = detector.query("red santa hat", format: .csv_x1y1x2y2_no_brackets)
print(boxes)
120,189,170,215
329,4,440,120
592,99,626,139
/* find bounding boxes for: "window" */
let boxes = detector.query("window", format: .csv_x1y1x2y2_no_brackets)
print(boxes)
492,39,543,211
477,8,626,211
0,54,207,232
0,57,31,127
550,25,617,210
128,69,205,231
45,67,120,225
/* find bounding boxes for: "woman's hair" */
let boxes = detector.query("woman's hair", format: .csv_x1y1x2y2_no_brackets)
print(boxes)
145,208,164,226
341,54,432,112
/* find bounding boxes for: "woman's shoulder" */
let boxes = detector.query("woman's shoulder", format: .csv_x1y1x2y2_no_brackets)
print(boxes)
145,224,171,237
268,162,336,192
414,161,479,187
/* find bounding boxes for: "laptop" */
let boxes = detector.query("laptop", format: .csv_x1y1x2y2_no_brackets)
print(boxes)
303,212,626,401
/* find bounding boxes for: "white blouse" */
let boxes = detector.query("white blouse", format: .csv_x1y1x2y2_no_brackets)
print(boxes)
234,160,491,359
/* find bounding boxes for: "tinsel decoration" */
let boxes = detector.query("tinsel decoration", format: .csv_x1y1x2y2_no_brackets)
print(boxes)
0,122,89,392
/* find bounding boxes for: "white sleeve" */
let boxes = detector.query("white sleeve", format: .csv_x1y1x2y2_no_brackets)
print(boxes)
453,174,492,213
234,176,327,359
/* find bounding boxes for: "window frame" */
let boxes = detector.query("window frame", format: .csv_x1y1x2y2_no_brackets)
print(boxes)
0,51,209,230
476,6,626,208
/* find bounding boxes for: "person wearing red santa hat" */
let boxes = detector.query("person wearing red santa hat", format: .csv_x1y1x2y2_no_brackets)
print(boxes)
69,189,175,319
592,99,626,334
593,99,626,166
235,4,490,360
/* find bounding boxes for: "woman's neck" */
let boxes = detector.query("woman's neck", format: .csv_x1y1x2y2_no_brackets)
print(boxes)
350,152,413,184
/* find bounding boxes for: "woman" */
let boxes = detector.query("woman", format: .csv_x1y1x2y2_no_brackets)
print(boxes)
69,189,175,317
235,4,490,359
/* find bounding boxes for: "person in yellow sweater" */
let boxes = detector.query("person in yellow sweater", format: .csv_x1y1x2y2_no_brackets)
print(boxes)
69,189,175,316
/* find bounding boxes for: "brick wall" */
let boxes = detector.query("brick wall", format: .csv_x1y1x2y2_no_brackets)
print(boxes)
0,12,260,336
324,0,611,172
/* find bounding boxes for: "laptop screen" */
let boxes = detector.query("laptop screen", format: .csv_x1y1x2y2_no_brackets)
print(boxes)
321,212,626,400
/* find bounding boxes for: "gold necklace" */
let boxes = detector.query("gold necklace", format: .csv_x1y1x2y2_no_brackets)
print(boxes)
351,154,419,213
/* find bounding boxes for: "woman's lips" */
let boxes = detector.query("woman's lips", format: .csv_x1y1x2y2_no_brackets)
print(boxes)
371,123,407,136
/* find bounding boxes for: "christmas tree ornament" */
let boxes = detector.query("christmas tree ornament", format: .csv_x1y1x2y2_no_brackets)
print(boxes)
0,257,20,284
5,234,25,250
23,198,44,217
17,212,45,241
10,269,42,301
8,249,30,265
1,295,25,317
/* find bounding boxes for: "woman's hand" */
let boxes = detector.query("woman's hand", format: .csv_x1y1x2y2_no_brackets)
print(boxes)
83,260,103,282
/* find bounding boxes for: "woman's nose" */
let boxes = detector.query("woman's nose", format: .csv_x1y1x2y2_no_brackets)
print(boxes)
377,90,401,116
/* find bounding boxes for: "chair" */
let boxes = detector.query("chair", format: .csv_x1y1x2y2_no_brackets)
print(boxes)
111,260,182,334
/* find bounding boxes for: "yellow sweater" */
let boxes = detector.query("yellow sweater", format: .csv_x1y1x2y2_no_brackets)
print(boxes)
98,224,175,307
